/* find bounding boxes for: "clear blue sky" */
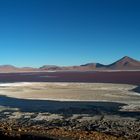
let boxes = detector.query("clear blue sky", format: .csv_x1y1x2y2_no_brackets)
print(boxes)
0,0,140,67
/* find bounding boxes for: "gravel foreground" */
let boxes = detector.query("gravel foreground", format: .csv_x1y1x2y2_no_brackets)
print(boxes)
0,82,140,140
0,111,139,140
0,128,125,140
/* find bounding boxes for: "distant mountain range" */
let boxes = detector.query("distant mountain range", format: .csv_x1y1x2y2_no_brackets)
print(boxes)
0,56,140,72
39,56,140,71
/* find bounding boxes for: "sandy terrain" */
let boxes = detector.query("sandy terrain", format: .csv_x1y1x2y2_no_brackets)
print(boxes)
0,82,140,110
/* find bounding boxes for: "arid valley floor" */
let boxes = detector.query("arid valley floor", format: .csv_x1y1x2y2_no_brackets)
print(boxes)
0,71,140,140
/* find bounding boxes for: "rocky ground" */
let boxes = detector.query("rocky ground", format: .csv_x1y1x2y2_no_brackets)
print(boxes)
0,110,139,140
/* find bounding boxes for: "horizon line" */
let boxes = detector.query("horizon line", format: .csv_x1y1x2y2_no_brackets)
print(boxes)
0,55,139,68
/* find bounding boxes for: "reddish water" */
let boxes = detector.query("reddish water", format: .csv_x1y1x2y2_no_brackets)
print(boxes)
0,71,140,85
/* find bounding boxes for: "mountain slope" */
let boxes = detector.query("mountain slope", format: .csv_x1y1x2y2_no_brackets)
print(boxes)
0,65,18,72
40,63,105,71
0,65,38,72
107,56,140,70
80,63,105,68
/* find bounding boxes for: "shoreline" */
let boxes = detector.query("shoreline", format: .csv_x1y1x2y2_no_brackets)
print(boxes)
0,82,139,113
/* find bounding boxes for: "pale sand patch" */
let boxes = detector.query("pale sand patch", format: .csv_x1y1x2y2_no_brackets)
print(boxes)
8,112,34,119
0,82,140,107
32,113,63,121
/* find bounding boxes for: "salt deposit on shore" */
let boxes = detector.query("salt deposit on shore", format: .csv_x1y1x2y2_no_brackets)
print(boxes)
0,82,139,104
0,82,139,110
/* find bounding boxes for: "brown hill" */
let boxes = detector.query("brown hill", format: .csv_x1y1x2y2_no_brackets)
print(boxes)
0,65,38,72
40,65,62,70
80,63,105,69
40,63,105,71
107,56,140,70
0,65,18,72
